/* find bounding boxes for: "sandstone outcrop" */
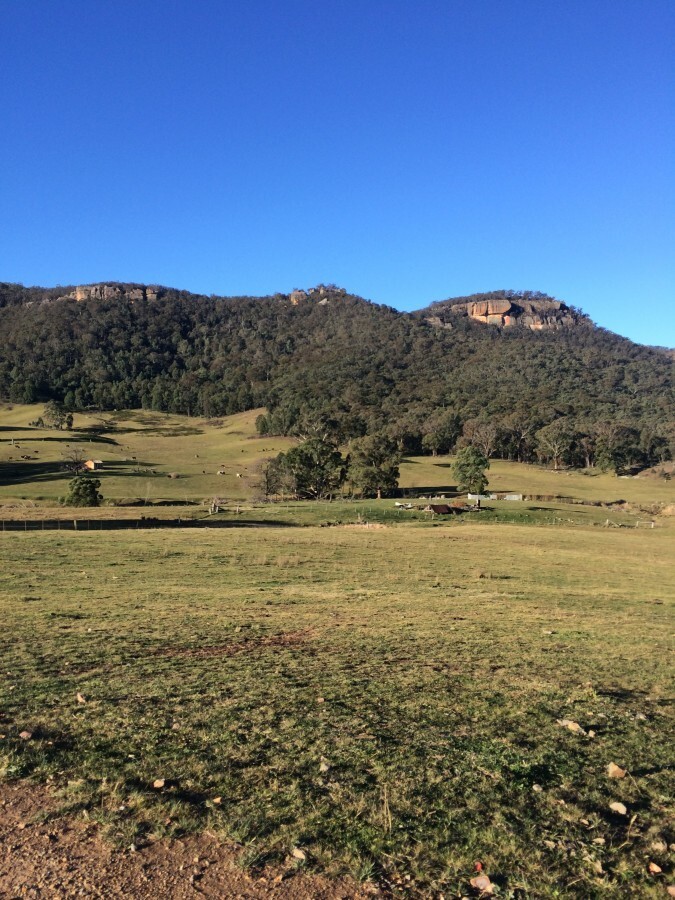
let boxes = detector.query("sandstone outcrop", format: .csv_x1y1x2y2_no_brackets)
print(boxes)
63,284,162,303
426,292,585,331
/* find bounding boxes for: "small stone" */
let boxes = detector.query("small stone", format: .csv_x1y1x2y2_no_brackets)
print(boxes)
592,837,606,845
469,874,494,894
543,840,556,849
152,779,165,789
532,784,543,793
648,862,662,874
607,762,626,779
291,847,306,861
19,731,32,741
316,697,325,703
609,801,627,816
557,719,586,735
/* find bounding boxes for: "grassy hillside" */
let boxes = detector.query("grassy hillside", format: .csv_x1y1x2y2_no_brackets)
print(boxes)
0,404,295,504
2,404,673,512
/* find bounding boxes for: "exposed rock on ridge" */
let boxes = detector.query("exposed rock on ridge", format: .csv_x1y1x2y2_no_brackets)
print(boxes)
63,284,161,302
423,291,586,331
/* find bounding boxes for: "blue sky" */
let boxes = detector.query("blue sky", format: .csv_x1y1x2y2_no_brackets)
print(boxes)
1,0,673,346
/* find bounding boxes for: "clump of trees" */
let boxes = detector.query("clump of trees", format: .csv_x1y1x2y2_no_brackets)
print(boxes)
255,433,401,500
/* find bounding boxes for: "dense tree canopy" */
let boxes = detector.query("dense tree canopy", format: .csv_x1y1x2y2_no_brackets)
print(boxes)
0,282,672,469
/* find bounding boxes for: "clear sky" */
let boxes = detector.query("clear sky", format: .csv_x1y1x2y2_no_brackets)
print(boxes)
1,0,673,346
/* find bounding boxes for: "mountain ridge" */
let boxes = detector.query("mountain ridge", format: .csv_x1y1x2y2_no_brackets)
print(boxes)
0,279,672,468
4,280,671,351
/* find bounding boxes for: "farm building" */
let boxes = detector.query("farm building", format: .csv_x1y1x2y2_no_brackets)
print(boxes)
84,459,103,471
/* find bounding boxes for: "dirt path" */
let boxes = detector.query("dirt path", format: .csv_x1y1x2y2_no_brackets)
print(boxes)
0,782,378,899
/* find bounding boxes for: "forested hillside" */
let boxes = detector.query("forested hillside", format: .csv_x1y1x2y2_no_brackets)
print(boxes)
0,282,672,468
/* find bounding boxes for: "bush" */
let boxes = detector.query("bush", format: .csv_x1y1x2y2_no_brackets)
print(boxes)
62,476,103,507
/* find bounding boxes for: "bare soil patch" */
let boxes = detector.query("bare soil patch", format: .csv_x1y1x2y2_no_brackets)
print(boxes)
0,781,375,899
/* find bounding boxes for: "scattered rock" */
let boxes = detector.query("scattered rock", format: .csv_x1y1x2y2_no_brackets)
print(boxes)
609,802,628,816
291,847,307,861
607,762,626,779
76,692,87,704
152,779,166,790
556,719,586,735
18,731,32,741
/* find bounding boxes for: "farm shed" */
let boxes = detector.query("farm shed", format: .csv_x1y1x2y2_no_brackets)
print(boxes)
84,459,103,471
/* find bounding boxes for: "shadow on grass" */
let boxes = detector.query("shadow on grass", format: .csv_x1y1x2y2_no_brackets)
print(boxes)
0,459,158,486
398,485,460,496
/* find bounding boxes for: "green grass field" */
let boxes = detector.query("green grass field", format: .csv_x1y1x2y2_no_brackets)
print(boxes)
1,523,673,897
2,403,674,512
0,404,296,505
1,403,674,896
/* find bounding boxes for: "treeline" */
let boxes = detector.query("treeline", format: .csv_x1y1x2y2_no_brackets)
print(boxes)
0,282,673,469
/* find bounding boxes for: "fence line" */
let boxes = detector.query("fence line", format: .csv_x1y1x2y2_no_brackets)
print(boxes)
0,518,288,532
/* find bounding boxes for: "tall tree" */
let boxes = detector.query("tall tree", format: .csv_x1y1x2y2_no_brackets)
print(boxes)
535,419,575,470
348,434,401,498
452,446,489,494
276,438,346,500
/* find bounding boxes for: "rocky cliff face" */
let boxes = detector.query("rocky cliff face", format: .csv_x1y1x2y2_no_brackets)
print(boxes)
423,292,586,331
62,284,161,303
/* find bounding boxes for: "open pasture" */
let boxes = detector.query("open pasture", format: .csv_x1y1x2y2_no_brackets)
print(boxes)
2,404,674,514
0,404,295,505
1,523,673,897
